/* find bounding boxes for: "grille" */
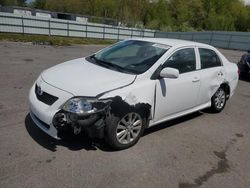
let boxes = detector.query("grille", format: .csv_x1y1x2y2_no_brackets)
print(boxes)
35,84,58,105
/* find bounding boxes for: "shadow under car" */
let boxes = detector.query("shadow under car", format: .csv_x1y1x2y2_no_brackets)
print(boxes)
25,111,204,151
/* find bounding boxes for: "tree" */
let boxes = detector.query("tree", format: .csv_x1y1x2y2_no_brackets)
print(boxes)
235,6,250,31
4,0,250,32
146,0,172,30
31,0,46,9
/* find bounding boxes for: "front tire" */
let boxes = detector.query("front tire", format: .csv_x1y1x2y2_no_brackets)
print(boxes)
105,112,146,150
210,87,227,113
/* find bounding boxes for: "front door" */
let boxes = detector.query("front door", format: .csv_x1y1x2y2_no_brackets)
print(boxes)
154,47,201,122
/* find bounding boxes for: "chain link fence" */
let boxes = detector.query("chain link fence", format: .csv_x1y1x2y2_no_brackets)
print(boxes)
1,12,250,51
155,31,250,51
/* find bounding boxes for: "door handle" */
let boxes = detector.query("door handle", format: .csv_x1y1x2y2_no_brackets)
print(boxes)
192,77,200,82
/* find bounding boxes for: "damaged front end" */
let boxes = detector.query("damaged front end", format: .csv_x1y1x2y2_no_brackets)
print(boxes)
52,97,112,139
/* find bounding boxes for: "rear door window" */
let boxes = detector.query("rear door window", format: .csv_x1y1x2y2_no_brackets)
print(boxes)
199,48,222,69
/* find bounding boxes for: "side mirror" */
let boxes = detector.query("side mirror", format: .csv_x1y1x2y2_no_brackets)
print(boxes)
160,67,179,79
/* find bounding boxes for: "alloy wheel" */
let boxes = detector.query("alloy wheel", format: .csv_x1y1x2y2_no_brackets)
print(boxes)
214,88,226,109
116,113,142,144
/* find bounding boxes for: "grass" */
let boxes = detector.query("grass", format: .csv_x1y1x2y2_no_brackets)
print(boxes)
0,33,115,46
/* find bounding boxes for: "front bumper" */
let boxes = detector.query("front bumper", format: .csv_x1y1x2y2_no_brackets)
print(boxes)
29,76,73,139
30,111,60,139
29,76,108,140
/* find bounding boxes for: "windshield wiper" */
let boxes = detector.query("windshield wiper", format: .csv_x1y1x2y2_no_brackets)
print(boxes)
90,55,133,74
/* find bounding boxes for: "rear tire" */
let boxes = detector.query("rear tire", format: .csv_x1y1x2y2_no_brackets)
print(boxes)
210,87,227,113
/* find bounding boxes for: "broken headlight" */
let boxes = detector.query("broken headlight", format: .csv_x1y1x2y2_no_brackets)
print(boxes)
62,97,112,115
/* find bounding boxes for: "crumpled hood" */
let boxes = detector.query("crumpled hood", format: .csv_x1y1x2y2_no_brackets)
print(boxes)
41,58,136,96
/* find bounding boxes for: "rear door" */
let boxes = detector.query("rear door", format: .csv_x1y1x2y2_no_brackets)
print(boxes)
197,48,226,105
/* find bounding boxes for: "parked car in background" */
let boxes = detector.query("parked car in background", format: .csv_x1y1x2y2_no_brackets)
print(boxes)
238,50,250,78
29,38,239,150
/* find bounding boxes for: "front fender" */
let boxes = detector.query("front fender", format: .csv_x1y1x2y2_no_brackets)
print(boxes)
99,79,155,120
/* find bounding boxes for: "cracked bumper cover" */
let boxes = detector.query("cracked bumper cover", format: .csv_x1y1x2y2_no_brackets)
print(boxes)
52,108,108,139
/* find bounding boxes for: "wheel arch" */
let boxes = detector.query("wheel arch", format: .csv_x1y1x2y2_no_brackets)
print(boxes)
109,96,151,120
220,82,230,100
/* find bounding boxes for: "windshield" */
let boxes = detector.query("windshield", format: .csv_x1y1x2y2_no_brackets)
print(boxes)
87,40,169,74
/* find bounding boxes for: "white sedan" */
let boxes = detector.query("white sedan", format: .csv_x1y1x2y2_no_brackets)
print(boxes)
29,38,239,150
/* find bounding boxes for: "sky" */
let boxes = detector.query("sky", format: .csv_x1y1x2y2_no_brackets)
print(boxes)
245,0,250,5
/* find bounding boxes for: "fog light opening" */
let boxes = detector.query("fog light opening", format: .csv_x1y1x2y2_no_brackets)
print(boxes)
53,112,67,128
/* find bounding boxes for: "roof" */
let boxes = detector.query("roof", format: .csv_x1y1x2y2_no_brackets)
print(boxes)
131,37,212,49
